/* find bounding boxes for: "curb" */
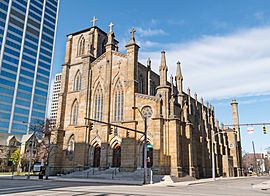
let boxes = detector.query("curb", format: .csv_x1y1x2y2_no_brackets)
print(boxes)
52,177,143,185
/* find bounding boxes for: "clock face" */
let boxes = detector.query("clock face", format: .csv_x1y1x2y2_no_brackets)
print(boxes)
142,106,153,119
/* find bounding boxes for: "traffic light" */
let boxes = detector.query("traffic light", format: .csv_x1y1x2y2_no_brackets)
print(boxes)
263,126,267,134
89,122,93,131
109,127,113,135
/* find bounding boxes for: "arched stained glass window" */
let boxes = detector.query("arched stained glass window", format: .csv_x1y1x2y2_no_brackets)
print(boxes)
77,36,85,56
94,85,103,121
71,100,79,125
114,81,124,121
74,71,81,91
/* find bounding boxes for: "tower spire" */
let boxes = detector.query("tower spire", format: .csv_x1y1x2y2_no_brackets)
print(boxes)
175,61,183,94
176,61,183,80
170,74,174,96
175,61,184,107
159,51,168,86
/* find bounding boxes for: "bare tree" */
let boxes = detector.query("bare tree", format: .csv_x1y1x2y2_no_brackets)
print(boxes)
29,119,57,179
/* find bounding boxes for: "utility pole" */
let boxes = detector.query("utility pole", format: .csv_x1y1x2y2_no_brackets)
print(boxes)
143,116,147,184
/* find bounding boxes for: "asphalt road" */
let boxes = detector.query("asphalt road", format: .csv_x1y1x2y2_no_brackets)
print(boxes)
0,176,269,195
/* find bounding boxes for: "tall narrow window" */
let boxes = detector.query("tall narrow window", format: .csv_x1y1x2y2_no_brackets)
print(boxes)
114,82,124,121
67,135,75,153
74,71,81,91
94,85,103,121
71,100,79,125
77,36,85,56
150,81,156,96
67,135,75,160
138,75,144,93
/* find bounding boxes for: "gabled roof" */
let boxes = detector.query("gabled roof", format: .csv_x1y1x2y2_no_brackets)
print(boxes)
20,133,34,144
0,132,33,146
67,26,119,43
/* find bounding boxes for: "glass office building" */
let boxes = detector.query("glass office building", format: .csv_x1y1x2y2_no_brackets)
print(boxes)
0,0,59,134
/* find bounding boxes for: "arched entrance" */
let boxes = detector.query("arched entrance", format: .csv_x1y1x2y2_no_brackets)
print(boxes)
142,143,153,168
112,144,121,167
93,145,101,167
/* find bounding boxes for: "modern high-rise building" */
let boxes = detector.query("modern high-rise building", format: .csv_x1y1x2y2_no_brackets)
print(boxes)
0,0,60,134
50,72,61,127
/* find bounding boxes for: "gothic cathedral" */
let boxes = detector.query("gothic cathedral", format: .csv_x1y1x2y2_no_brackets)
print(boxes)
50,22,242,178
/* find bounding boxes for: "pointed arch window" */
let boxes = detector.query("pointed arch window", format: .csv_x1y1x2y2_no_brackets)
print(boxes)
67,135,75,152
74,71,81,91
71,100,79,125
114,81,124,121
67,135,75,160
138,75,144,94
77,36,85,56
94,85,104,121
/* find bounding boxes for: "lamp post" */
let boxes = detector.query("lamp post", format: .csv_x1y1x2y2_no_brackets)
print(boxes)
132,106,149,184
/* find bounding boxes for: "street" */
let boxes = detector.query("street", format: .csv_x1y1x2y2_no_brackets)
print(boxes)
0,176,269,195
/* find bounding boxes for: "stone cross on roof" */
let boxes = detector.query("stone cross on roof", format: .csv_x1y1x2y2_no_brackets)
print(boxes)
91,16,97,27
130,27,136,40
109,22,114,33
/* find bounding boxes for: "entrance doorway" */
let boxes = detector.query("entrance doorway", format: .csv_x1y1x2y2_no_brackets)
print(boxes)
93,145,101,167
112,144,121,167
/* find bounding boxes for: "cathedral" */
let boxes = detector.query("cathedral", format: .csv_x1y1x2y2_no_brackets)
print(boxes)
50,20,242,179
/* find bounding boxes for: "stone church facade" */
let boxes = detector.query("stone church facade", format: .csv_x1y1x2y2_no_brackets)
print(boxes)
50,23,242,178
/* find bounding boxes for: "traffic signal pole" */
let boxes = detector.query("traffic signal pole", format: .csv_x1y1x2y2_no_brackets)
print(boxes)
224,122,269,134
224,122,270,127
84,117,145,135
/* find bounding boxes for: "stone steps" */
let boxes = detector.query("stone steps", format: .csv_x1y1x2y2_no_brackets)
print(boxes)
62,168,164,182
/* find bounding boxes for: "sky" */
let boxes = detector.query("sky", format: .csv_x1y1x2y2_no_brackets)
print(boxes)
51,0,270,153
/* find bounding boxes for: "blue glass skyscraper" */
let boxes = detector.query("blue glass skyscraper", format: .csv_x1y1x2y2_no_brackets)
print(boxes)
0,0,59,134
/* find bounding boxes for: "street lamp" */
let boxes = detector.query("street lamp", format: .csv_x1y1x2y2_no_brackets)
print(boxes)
132,106,151,184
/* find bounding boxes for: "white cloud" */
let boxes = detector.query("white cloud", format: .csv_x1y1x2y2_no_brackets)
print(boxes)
139,26,270,100
137,40,161,48
136,27,167,37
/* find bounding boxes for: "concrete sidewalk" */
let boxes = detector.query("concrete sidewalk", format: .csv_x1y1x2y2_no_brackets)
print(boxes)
0,175,143,185
147,175,260,187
